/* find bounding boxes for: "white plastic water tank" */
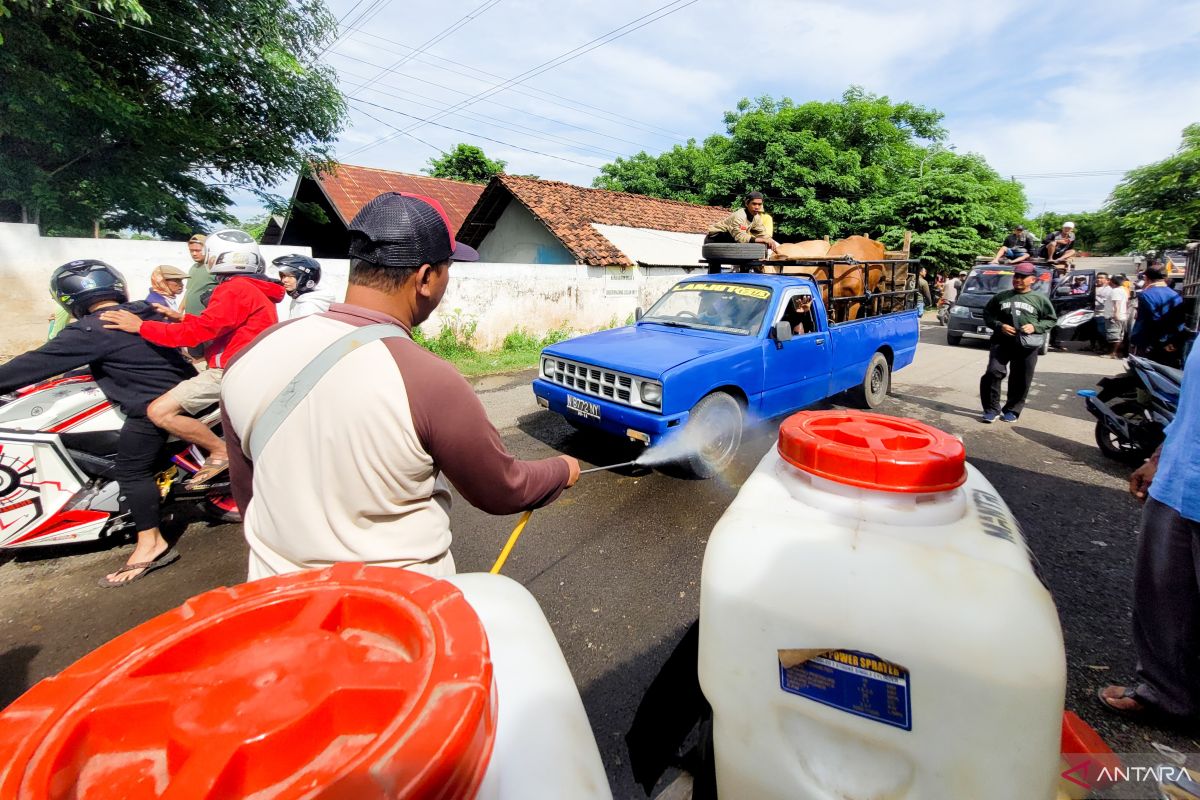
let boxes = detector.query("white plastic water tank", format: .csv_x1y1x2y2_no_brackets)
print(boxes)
697,411,1066,800
446,573,613,800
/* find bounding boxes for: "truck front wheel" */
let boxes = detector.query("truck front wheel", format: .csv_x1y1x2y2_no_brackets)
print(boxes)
679,391,743,479
857,352,891,409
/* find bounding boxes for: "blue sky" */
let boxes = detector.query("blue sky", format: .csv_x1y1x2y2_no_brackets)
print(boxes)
233,0,1200,221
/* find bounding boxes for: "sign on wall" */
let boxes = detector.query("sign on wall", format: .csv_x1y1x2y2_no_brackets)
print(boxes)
604,265,638,297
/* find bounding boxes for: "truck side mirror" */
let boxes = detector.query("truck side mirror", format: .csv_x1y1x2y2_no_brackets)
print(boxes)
634,306,644,321
773,321,793,343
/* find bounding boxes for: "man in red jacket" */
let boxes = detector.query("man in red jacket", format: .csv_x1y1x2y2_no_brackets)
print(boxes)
102,230,285,486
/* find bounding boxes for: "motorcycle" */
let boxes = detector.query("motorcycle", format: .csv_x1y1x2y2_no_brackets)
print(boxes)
1079,355,1182,462
936,298,951,326
0,372,237,550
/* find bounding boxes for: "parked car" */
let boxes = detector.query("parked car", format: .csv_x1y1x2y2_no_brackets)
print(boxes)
532,273,919,477
946,265,1055,351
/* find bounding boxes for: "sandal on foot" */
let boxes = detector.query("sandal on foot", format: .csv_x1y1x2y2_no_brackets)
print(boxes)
1097,685,1195,731
185,458,229,489
99,547,180,588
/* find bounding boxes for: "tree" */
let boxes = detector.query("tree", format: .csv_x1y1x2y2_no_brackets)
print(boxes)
1028,210,1125,255
594,88,1026,274
0,0,346,237
424,144,507,184
1105,123,1200,252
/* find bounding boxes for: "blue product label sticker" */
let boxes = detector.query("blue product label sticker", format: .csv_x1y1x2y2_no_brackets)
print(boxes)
779,649,912,731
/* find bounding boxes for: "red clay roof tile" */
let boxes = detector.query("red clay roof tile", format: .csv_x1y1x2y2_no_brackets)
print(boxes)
314,163,484,237
464,175,732,266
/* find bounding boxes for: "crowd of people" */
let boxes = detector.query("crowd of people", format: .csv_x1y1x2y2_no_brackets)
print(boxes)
2,194,583,586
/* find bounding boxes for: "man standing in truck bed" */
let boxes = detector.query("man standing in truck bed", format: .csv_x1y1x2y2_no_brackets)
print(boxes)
705,192,780,253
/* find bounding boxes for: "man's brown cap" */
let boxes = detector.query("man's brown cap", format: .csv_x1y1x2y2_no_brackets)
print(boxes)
188,234,207,244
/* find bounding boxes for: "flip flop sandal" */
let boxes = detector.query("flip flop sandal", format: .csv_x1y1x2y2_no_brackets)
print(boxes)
99,548,180,588
185,458,229,490
1099,681,1142,719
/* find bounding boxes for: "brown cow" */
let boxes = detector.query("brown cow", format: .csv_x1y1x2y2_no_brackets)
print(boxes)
769,235,898,321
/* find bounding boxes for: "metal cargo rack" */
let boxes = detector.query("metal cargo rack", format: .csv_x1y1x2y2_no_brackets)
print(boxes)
700,254,921,325
1183,241,1199,333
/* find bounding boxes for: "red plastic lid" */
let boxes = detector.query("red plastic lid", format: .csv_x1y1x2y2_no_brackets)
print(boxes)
0,563,495,800
778,411,966,493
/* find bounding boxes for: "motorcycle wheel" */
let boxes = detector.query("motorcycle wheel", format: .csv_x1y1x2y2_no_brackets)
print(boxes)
1094,400,1154,463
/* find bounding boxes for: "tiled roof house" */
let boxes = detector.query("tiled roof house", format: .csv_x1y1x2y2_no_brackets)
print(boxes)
457,175,732,267
270,163,484,258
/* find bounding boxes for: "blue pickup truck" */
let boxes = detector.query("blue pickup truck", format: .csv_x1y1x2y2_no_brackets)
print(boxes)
532,273,920,476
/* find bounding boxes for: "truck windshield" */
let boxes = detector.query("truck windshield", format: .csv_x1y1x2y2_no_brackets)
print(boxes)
641,282,771,335
963,270,1052,296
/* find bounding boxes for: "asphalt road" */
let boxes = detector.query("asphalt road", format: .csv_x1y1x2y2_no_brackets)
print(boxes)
0,319,1189,797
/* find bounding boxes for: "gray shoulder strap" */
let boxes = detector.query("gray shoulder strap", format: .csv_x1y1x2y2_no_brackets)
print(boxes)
246,323,409,461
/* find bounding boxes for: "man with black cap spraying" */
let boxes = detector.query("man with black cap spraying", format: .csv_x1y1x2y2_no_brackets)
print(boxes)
220,192,580,580
705,191,780,253
978,262,1058,423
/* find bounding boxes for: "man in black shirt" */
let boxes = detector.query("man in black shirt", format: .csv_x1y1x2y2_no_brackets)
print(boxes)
0,261,196,586
990,224,1037,264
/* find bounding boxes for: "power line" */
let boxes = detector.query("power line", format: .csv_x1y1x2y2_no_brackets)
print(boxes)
342,0,701,158
1011,170,1129,179
350,105,446,155
327,48,664,152
340,71,627,159
346,0,505,99
348,97,606,170
339,29,690,142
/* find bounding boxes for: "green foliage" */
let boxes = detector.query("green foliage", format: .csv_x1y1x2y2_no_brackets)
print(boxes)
1105,123,1200,252
594,88,1025,275
0,0,150,43
415,322,574,376
0,0,346,236
424,143,507,184
236,213,271,242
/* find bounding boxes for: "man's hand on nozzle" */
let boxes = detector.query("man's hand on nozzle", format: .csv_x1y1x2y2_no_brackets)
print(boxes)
561,455,581,488
99,309,144,333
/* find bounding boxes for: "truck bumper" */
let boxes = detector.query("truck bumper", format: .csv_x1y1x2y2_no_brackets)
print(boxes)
532,379,686,445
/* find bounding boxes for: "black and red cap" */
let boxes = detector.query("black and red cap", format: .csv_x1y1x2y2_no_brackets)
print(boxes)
348,192,479,268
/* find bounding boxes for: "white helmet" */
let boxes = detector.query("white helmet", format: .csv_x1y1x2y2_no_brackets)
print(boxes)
204,229,265,276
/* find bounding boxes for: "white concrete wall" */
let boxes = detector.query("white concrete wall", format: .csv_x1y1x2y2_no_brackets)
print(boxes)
475,202,575,264
0,223,697,356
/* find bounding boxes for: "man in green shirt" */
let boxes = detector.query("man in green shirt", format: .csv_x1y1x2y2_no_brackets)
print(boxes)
181,233,216,316
979,262,1057,423
705,192,779,253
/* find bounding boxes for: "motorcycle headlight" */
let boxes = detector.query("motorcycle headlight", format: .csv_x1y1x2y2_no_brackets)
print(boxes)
950,305,971,317
639,381,662,407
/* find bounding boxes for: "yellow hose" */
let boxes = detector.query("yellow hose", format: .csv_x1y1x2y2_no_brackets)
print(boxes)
490,510,533,574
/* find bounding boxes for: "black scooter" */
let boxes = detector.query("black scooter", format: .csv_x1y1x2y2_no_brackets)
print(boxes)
1079,355,1182,462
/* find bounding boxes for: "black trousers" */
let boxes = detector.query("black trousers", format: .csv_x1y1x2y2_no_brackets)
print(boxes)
979,337,1040,416
114,415,169,531
1133,498,1200,717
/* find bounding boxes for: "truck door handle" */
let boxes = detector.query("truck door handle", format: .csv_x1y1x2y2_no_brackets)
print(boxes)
815,338,825,346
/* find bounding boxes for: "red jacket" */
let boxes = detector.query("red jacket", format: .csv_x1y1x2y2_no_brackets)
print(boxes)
140,276,286,369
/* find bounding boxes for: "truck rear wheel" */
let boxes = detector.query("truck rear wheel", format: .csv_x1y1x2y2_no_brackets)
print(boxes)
679,392,743,479
856,352,891,409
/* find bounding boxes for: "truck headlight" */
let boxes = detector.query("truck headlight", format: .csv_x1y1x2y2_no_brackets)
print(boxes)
542,357,554,376
639,382,662,407
950,305,971,317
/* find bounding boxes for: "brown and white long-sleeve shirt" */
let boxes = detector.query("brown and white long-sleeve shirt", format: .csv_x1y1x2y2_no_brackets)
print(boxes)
222,303,570,580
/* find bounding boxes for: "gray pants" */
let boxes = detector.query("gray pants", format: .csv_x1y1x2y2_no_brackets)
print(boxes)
1133,497,1200,716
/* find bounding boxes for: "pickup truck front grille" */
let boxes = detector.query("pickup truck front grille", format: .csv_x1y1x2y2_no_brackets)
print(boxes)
546,358,633,404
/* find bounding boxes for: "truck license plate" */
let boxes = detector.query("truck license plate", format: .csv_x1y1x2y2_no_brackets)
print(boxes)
566,394,600,420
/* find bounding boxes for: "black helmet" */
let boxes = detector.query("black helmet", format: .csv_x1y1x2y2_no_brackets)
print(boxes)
272,254,322,297
50,260,128,318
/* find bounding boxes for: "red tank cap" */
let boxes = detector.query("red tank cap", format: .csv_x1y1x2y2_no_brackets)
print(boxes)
0,563,496,800
778,410,966,493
